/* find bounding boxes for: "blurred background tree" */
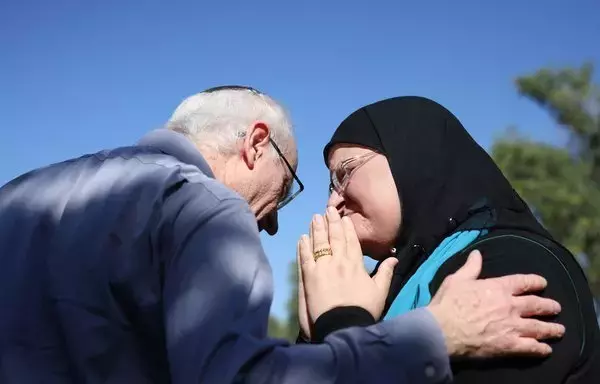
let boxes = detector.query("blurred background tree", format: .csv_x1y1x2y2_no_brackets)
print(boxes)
268,262,299,341
267,316,288,339
492,62,600,297
283,261,300,340
270,62,600,337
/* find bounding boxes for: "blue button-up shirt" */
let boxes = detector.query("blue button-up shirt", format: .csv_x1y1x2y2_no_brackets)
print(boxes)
0,129,451,383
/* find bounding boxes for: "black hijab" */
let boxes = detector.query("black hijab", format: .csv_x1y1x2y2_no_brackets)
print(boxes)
324,96,552,298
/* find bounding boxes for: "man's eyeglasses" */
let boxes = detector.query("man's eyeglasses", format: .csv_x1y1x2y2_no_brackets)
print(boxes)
329,152,377,196
269,138,304,210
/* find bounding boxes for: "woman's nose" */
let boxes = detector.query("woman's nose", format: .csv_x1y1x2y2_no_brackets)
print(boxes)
327,189,344,210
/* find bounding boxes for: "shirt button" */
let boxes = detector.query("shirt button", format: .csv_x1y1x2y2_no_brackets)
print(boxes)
424,364,436,378
448,217,457,230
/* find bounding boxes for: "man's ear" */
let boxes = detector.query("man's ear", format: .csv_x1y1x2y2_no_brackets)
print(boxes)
241,122,270,170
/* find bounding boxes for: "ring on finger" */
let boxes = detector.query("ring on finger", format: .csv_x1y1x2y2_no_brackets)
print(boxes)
313,247,333,261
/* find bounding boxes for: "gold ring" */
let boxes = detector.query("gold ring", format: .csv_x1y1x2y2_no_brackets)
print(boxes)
313,248,333,261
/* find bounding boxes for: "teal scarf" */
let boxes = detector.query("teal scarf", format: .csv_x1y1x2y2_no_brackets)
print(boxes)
384,229,486,319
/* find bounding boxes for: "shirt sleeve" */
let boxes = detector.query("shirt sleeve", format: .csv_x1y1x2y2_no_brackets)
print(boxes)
160,181,452,384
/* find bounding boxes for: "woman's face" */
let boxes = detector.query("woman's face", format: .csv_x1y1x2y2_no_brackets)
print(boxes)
327,144,401,260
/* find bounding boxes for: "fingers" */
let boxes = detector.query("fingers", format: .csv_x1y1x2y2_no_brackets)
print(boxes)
297,244,306,285
326,207,345,258
372,257,398,293
296,242,307,306
310,214,330,261
516,318,566,341
506,338,553,357
513,295,561,317
498,274,548,295
450,250,482,281
488,319,563,357
341,216,363,264
296,244,311,339
296,244,307,306
298,235,315,269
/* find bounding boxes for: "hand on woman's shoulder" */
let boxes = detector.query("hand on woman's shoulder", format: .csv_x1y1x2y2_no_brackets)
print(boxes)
429,231,600,384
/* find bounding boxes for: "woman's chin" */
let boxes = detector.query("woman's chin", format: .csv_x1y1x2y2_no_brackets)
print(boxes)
360,242,394,261
352,218,396,260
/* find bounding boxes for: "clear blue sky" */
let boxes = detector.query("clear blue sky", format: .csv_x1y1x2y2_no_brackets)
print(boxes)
1,0,599,318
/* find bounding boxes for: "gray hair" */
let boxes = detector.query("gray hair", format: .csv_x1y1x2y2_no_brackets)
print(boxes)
167,86,295,157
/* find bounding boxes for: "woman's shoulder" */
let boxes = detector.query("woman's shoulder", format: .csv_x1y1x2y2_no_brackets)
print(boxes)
430,228,591,301
430,228,600,382
432,228,579,284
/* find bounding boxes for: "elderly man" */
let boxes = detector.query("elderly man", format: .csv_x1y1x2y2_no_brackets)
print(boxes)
0,85,564,383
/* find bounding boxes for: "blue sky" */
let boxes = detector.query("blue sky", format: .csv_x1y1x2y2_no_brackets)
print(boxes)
1,0,599,318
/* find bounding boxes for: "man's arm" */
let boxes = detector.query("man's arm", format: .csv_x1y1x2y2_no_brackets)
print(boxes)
428,234,586,384
160,181,451,384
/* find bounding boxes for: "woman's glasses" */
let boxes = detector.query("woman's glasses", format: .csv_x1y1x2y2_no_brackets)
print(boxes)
329,152,378,196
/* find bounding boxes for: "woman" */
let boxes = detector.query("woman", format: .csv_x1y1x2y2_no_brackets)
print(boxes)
300,96,600,383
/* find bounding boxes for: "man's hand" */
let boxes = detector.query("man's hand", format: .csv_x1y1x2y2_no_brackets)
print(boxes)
427,250,565,358
297,207,398,334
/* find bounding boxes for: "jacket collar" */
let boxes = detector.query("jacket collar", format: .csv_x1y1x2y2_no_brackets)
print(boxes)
138,129,215,178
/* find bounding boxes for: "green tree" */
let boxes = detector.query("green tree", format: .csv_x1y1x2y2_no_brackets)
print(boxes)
515,63,600,182
267,261,300,341
491,62,600,296
285,261,300,341
267,316,288,339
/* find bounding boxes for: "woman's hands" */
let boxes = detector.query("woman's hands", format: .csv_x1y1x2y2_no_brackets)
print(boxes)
296,207,398,339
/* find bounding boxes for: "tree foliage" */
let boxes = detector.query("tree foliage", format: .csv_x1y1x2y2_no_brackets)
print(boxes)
267,316,290,340
515,63,600,181
267,261,299,341
492,62,600,295
285,261,300,339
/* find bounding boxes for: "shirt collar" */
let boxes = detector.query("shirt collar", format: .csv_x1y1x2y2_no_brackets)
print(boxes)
138,129,215,178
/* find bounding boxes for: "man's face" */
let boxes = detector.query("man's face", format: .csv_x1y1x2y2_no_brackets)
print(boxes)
229,122,297,236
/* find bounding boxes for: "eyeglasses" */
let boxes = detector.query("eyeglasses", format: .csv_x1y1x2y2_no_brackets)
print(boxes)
329,152,378,196
269,138,304,210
